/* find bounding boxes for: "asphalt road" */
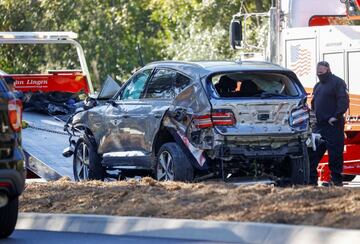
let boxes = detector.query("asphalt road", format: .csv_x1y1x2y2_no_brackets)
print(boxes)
12,212,360,244
4,230,215,244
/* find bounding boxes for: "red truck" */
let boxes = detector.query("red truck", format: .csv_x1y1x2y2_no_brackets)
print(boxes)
0,32,93,181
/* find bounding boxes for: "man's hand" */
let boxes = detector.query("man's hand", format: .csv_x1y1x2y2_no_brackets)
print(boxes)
328,117,338,126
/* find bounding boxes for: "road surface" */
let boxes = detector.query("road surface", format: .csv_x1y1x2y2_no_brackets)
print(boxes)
5,230,213,244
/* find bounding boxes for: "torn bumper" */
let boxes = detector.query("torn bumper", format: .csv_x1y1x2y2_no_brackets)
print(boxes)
212,142,303,159
209,132,309,160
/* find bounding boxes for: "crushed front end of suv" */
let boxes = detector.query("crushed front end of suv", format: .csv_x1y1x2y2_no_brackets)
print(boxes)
65,61,311,185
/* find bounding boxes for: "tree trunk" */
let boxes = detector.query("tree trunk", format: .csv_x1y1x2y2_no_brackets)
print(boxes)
255,0,265,12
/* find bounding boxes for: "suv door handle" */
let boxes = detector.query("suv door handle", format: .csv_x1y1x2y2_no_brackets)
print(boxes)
122,114,130,119
153,113,162,119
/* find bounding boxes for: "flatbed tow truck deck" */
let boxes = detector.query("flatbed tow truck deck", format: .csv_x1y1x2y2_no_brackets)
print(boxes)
0,32,93,181
23,111,73,180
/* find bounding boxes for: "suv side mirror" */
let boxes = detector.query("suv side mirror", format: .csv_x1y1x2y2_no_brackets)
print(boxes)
230,19,242,49
83,97,97,110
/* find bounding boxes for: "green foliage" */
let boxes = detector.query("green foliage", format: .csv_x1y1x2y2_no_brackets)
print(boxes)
151,0,271,60
0,0,271,88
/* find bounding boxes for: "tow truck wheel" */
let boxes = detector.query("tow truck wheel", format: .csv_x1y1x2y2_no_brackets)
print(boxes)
0,196,18,238
73,137,104,181
156,142,194,182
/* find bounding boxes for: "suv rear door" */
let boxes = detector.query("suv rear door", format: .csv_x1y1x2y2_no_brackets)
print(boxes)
207,71,308,136
141,68,178,152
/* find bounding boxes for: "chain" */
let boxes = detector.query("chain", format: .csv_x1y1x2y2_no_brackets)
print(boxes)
26,123,69,136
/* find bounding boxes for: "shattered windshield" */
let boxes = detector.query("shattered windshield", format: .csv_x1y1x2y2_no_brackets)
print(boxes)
211,72,300,98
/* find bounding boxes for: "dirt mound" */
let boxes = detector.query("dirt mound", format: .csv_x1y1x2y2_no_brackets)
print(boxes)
20,177,360,229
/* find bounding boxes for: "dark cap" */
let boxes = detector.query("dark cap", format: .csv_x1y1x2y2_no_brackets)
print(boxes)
317,61,330,68
4,76,15,85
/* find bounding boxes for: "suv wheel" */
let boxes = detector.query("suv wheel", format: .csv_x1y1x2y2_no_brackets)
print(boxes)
290,143,310,185
73,137,105,181
0,196,18,238
156,142,194,182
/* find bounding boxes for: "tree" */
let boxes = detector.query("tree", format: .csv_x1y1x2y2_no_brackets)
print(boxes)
0,0,164,87
0,0,272,88
150,0,271,60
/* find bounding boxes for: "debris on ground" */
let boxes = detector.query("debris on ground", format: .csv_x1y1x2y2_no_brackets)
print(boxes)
20,177,360,229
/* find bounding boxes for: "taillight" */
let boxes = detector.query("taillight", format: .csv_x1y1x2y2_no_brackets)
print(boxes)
194,110,236,129
8,99,22,132
194,114,213,129
289,106,309,127
212,111,236,126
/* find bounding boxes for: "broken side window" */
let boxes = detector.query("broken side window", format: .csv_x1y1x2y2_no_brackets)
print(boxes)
120,69,151,100
174,73,191,96
143,69,176,99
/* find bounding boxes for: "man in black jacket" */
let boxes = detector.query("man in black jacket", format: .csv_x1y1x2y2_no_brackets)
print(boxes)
310,61,349,186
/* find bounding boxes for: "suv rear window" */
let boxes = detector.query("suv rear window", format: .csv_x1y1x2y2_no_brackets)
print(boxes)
210,72,300,98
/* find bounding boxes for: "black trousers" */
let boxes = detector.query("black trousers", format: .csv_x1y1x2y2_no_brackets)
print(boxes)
309,120,345,184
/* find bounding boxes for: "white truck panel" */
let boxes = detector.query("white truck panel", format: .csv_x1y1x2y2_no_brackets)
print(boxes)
284,38,317,89
282,25,360,94
323,52,345,80
281,0,346,28
348,51,360,96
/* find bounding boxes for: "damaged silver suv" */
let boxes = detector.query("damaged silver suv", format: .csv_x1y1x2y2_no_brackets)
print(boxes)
65,61,310,184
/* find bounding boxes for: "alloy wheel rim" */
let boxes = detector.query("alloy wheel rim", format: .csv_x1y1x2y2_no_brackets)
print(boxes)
75,142,90,180
157,151,174,181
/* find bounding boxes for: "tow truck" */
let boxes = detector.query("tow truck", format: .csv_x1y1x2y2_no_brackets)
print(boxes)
230,0,360,183
0,32,93,180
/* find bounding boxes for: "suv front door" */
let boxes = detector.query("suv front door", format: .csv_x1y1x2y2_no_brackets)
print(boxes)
99,69,152,161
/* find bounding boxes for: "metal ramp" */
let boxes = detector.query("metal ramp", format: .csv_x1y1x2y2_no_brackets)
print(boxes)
22,111,74,181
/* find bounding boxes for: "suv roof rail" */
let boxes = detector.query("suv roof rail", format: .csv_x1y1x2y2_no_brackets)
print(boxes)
148,60,204,68
240,60,285,68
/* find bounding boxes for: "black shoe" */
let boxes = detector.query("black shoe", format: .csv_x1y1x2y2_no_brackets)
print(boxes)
319,181,334,187
333,181,343,187
319,181,343,187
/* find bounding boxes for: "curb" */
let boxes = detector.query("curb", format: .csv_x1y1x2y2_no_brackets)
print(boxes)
17,213,360,243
